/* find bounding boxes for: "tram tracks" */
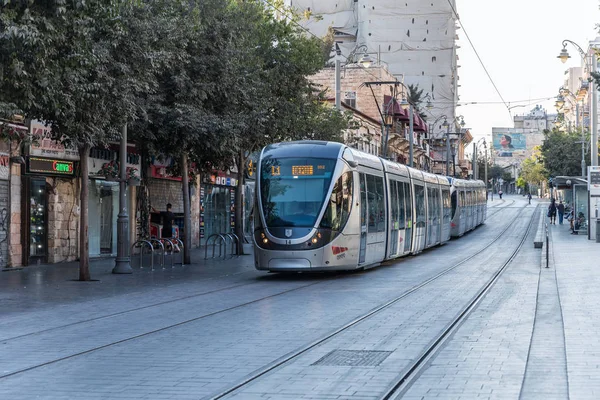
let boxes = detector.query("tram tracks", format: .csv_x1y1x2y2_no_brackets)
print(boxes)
207,204,533,399
382,205,537,399
0,203,530,391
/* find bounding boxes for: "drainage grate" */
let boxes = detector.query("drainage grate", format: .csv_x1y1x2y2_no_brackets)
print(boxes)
311,350,392,367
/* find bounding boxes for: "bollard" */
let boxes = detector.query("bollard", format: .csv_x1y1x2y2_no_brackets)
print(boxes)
545,223,549,268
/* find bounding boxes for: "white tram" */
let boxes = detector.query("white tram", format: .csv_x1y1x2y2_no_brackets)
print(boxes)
253,141,486,272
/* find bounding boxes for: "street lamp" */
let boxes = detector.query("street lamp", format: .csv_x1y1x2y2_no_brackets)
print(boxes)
442,118,450,175
558,38,600,167
400,94,416,167
113,124,132,274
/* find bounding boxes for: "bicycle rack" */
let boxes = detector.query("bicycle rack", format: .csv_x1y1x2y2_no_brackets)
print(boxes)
224,233,240,258
131,240,154,270
161,238,184,267
204,233,227,259
148,239,165,269
172,238,184,265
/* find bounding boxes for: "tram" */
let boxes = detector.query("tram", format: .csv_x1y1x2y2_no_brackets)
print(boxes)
253,141,486,272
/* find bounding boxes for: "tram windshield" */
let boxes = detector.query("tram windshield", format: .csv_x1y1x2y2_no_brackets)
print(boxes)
260,157,336,228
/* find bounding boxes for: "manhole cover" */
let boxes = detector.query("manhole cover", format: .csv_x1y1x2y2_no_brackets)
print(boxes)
311,350,392,367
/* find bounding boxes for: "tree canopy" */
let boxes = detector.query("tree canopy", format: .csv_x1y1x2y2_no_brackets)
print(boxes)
540,127,589,177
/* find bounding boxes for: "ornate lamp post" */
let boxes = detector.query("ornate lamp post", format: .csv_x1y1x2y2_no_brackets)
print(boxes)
558,38,600,167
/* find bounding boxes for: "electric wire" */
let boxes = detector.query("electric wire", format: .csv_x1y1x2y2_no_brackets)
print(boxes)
445,0,509,113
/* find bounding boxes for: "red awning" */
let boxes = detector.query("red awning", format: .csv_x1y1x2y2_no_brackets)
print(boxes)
383,95,409,121
382,95,428,132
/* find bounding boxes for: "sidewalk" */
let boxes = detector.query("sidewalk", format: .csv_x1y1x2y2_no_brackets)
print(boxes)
0,246,257,312
544,214,600,398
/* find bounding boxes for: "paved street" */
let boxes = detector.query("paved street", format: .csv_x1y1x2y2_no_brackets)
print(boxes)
0,194,598,399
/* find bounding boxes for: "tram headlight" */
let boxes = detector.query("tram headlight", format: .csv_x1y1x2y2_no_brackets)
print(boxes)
311,237,318,244
262,237,269,244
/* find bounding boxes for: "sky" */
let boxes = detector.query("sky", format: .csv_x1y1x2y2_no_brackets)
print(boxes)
455,0,600,145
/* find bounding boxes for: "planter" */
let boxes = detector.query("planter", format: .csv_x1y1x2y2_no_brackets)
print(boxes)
127,178,141,186
105,175,117,182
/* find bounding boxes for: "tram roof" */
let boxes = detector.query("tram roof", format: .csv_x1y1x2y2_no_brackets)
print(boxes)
381,159,410,177
261,141,344,160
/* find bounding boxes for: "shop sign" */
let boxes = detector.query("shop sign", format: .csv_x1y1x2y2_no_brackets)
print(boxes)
0,152,8,181
29,120,79,161
206,175,237,187
27,157,74,176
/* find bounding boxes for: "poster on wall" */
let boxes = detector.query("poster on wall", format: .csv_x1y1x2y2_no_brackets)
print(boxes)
493,133,526,157
29,120,79,161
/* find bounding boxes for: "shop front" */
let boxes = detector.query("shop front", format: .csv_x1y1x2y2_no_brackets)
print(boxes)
200,173,237,244
22,156,77,265
88,145,140,257
23,120,79,265
0,150,9,268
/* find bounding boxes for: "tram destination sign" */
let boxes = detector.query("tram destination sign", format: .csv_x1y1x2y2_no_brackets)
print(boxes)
27,157,74,176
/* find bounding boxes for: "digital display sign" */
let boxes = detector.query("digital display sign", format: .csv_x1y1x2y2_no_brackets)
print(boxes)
291,165,314,176
28,157,74,176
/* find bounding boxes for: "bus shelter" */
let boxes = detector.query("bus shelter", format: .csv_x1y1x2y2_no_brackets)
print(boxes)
553,176,588,235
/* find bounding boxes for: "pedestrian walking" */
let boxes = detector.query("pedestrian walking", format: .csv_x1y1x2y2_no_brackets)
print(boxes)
557,200,565,225
548,198,557,224
527,192,532,204
499,189,503,199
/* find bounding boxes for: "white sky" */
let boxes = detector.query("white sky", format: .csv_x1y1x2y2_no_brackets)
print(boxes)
456,0,600,145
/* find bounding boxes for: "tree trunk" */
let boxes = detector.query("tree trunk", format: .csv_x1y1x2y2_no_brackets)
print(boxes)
79,143,91,281
181,152,192,264
235,149,246,255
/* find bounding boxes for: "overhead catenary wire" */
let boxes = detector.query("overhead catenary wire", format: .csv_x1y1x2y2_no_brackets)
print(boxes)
446,0,510,113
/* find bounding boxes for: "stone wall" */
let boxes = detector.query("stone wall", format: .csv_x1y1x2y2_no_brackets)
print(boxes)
46,179,79,263
310,65,399,122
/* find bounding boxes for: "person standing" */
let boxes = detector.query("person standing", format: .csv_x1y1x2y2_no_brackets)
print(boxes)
527,192,532,204
499,189,503,199
557,200,565,225
152,203,180,252
548,199,557,224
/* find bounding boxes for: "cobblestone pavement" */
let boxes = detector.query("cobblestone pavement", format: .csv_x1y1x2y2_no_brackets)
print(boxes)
0,194,597,399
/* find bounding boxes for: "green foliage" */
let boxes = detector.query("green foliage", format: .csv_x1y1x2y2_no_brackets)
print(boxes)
540,127,589,177
407,84,427,122
520,157,547,188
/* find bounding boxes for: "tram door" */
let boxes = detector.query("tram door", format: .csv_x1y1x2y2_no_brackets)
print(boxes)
358,173,367,264
402,182,412,253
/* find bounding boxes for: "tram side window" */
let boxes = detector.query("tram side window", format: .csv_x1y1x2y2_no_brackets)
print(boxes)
390,181,399,230
427,188,435,221
460,191,466,209
320,172,353,231
402,182,411,228
415,184,425,227
398,181,406,229
442,189,451,223
360,173,367,228
366,175,377,233
451,190,457,219
375,176,385,232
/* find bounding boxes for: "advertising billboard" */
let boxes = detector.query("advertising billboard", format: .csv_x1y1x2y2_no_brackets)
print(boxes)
493,133,526,157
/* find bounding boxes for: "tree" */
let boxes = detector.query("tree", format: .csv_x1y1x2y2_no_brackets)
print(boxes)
214,2,351,254
520,157,547,194
407,84,428,122
1,1,170,279
540,127,589,177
